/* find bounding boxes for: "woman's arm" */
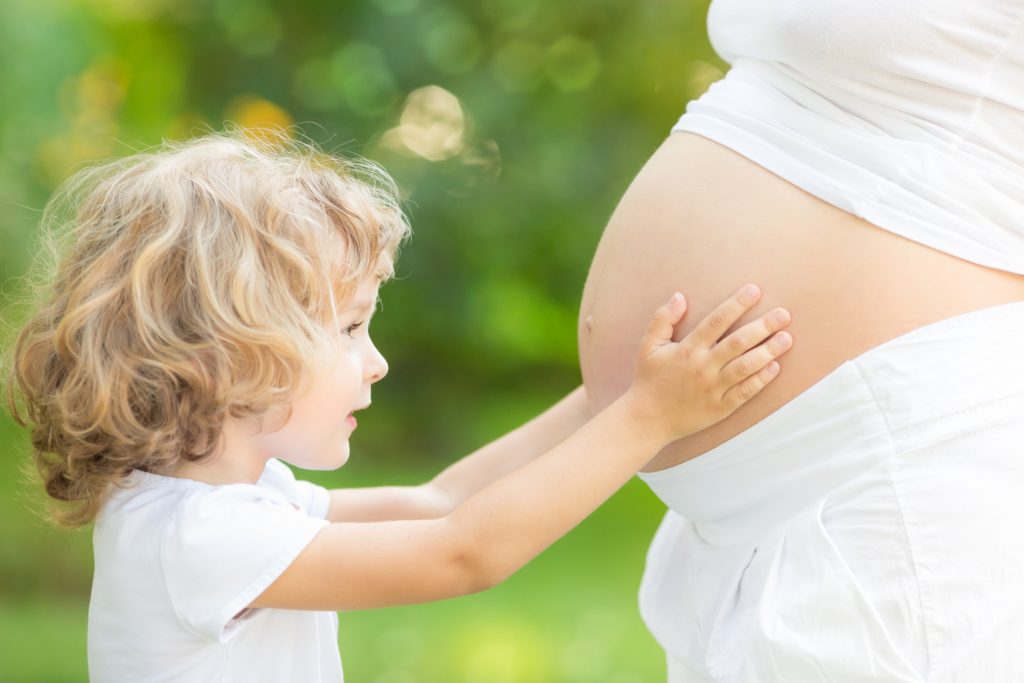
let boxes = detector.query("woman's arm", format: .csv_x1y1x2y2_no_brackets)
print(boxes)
251,286,793,611
325,386,591,522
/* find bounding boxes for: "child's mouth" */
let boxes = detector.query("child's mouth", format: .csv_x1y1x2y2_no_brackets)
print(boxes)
346,404,368,429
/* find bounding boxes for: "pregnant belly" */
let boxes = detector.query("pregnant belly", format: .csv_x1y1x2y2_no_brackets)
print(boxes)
578,132,1024,473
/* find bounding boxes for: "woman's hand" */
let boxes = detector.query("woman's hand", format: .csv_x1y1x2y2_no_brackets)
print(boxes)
623,284,792,443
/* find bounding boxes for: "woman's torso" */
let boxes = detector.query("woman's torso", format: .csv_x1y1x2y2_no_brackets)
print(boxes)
578,0,1024,472
579,2,1024,677
577,130,1024,473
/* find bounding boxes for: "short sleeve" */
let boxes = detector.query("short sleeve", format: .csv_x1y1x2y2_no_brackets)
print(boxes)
258,458,331,519
161,484,330,642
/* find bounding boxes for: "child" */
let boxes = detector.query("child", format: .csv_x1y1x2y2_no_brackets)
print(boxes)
4,130,793,682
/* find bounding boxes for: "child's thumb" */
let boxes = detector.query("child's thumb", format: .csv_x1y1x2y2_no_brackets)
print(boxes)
641,292,687,352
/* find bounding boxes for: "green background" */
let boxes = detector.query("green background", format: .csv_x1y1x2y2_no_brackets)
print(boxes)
0,0,724,680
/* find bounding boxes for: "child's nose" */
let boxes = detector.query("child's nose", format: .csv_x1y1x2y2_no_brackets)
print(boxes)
365,341,388,383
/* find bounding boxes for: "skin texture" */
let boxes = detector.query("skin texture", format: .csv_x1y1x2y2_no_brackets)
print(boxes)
578,131,1024,473
248,286,793,611
173,273,389,485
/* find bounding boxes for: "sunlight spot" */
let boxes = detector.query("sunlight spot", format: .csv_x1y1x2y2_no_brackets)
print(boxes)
380,85,465,161
224,96,295,139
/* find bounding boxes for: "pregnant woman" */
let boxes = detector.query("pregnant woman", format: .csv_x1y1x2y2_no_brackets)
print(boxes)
578,2,1024,681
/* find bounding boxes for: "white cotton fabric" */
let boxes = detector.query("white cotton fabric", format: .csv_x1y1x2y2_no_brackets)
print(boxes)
88,459,340,683
639,300,1024,681
642,3,1024,679
672,0,1024,275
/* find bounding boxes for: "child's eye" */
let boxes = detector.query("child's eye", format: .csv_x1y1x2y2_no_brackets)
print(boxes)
344,322,364,337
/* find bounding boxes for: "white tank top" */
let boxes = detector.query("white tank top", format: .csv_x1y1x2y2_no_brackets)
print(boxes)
672,0,1024,274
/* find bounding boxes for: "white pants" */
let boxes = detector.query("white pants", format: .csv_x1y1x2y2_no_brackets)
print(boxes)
637,300,1024,682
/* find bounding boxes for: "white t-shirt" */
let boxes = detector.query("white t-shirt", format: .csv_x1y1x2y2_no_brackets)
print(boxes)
673,0,1024,274
88,459,339,683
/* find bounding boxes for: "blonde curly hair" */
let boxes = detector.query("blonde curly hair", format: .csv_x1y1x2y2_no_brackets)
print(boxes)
3,128,410,527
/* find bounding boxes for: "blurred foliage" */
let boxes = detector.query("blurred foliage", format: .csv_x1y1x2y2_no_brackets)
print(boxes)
0,0,724,679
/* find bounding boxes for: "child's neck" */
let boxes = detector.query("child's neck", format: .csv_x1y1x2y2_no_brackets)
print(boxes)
172,422,270,486
172,455,269,486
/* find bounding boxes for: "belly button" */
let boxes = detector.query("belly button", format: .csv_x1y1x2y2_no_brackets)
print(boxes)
585,313,593,332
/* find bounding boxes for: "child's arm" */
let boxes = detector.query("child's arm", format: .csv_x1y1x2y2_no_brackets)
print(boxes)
325,386,591,522
252,285,791,611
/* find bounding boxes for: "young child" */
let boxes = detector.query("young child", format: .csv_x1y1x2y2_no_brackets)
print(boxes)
4,130,793,682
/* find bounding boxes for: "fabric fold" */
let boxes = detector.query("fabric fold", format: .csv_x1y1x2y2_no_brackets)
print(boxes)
639,300,1024,681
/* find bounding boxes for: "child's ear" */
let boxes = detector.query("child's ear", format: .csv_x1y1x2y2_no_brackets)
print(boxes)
256,402,293,434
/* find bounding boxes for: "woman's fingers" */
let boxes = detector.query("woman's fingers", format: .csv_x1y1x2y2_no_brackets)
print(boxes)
689,284,763,349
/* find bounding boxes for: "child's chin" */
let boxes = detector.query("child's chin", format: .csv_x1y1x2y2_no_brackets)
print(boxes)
318,451,350,470
283,448,350,471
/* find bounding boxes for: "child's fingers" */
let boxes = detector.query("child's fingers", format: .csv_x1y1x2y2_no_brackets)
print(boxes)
639,292,688,354
688,285,762,349
709,306,792,368
719,330,792,387
720,358,782,411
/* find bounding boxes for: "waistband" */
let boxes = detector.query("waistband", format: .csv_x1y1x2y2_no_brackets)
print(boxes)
638,300,1024,546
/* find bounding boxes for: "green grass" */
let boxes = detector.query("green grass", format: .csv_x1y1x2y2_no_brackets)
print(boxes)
0,598,89,683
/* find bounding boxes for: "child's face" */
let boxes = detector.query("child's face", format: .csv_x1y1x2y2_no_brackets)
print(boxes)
255,273,389,470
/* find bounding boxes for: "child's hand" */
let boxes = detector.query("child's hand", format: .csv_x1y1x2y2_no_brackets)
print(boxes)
623,284,792,443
